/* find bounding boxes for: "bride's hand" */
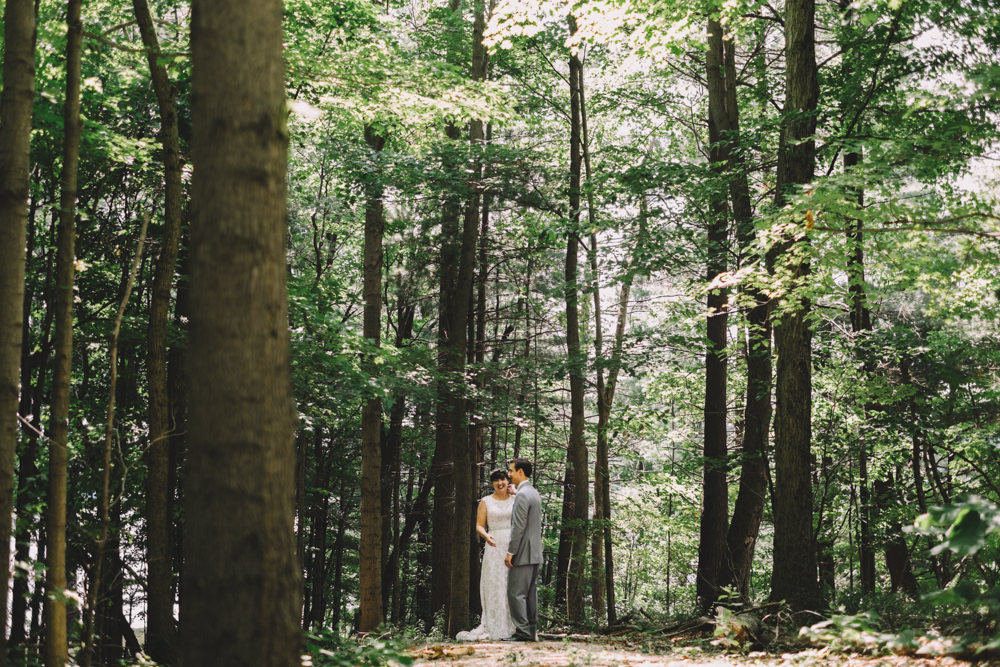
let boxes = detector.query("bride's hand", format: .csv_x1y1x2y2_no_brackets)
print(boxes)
486,534,496,547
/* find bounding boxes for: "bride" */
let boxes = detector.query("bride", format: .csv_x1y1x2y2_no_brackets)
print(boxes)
456,469,517,641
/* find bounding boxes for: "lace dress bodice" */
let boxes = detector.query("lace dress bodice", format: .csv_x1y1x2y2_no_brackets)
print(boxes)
484,494,513,532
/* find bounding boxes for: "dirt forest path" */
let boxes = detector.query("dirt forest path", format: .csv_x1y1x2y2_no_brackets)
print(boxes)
409,639,994,667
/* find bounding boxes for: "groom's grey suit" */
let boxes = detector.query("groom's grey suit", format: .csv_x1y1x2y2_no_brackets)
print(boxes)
506,480,542,641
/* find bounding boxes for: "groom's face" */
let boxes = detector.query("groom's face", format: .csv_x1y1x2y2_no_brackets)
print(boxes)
508,463,524,485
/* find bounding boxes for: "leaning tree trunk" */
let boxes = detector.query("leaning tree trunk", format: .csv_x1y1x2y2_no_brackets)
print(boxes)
182,0,302,665
0,2,36,662
359,125,385,632
697,15,732,613
769,0,822,612
45,1,82,664
565,18,589,622
133,0,184,658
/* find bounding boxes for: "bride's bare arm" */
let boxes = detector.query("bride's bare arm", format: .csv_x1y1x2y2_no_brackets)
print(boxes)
476,499,495,546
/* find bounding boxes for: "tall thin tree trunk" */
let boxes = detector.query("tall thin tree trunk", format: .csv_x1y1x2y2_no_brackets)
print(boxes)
330,486,353,631
0,2,36,662
448,0,490,635
182,0,302,664
360,125,385,632
837,0,877,595
12,302,50,652
382,304,414,614
307,433,330,631
698,16,731,613
430,0,466,624
167,241,190,612
580,65,624,626
565,17,589,622
45,0,83,662
513,256,534,458
554,464,574,610
82,217,148,667
720,23,770,604
769,0,822,612
11,217,50,652
133,0,185,657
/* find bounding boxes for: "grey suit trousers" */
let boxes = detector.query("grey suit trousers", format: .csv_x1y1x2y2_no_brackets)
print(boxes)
507,563,538,640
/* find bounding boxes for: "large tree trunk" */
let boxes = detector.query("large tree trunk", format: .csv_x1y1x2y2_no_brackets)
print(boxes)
720,24,770,603
182,0,302,664
133,0,184,658
0,2,36,662
359,125,385,632
430,0,466,626
698,16,731,613
565,22,589,622
769,0,822,613
448,0,490,636
45,1,83,663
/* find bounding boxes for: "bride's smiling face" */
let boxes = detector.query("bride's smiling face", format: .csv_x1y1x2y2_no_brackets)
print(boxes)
492,478,510,494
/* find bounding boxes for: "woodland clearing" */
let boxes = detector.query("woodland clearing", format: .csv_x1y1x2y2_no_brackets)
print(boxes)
409,639,998,667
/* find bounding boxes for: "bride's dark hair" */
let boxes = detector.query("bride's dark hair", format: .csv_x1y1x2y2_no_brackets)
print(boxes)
489,468,511,483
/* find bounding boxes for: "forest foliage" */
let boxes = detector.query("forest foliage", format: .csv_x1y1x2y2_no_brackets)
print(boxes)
1,0,999,664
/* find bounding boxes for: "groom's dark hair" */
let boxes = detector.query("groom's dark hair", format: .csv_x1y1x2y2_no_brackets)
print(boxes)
510,458,532,478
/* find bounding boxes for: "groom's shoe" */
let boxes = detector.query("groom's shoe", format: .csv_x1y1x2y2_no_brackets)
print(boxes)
501,635,533,642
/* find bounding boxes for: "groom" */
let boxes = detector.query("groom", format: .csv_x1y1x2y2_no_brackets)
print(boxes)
504,458,542,642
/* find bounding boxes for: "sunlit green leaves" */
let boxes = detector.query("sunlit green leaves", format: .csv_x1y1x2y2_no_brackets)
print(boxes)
912,494,1000,558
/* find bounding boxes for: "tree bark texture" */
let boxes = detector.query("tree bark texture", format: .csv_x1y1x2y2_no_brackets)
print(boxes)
431,0,466,624
45,0,82,663
133,0,185,657
565,32,589,623
769,0,822,612
449,1,490,634
183,0,302,664
698,16,731,613
719,26,770,603
0,2,36,662
360,125,385,632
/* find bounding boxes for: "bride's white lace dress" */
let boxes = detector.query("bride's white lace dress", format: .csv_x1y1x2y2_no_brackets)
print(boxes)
456,494,516,641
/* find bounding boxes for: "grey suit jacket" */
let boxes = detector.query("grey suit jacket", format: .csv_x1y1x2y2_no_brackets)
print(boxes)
507,480,542,566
